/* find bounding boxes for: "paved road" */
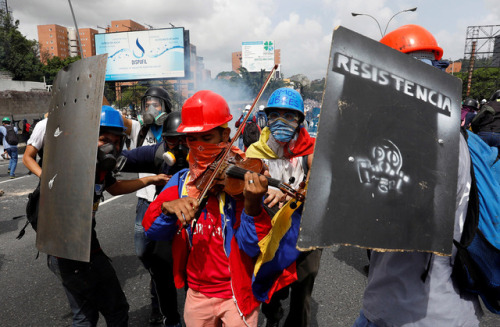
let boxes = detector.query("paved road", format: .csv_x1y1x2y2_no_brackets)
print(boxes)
0,158,497,326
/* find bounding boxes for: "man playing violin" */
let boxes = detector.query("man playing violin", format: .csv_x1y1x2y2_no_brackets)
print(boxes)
142,90,273,327
246,87,320,327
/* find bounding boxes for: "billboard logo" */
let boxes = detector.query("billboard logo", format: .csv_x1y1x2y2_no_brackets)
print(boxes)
264,41,274,52
133,38,145,58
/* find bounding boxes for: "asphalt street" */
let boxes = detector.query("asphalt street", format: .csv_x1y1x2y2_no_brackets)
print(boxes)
0,157,497,326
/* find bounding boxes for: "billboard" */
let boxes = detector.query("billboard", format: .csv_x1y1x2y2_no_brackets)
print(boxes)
95,28,188,81
241,40,275,72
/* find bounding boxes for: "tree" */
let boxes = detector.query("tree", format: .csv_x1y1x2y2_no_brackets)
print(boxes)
0,9,43,81
40,55,81,85
301,78,325,102
455,68,500,100
119,85,148,109
236,66,287,100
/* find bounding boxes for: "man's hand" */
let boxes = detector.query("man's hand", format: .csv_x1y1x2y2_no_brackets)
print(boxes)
147,174,171,186
161,197,199,226
243,172,268,216
264,188,286,208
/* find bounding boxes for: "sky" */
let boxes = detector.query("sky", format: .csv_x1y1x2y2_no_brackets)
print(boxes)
8,0,500,80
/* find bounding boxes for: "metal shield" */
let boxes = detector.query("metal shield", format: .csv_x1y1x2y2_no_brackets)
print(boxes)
298,27,462,255
36,55,107,262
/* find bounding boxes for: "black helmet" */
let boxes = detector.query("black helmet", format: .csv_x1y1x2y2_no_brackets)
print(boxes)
489,89,500,102
141,86,172,114
162,111,185,137
463,98,479,110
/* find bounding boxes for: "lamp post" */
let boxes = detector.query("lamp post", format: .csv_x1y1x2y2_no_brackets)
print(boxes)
351,12,383,38
352,7,417,38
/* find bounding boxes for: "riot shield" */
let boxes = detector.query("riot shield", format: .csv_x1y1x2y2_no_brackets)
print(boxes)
36,55,107,262
298,27,461,255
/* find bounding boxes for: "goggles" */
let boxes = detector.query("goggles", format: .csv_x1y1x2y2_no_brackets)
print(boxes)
267,111,300,122
163,135,187,147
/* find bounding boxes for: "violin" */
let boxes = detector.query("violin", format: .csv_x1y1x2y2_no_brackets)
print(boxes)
195,151,306,202
189,64,305,228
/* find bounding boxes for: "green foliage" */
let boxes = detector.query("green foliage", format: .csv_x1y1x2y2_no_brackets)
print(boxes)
41,55,81,85
455,67,500,100
119,85,148,109
0,9,43,81
234,66,287,100
300,78,325,102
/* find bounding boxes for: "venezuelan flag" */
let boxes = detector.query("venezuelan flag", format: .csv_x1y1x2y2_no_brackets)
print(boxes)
252,199,303,302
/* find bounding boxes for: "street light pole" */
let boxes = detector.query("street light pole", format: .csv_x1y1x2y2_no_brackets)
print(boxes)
383,7,417,36
351,12,383,38
351,7,417,38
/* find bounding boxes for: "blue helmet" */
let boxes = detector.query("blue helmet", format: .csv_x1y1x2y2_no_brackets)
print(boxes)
265,88,304,118
100,105,126,135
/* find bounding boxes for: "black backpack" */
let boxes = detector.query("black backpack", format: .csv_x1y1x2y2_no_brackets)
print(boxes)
16,182,40,240
5,125,18,145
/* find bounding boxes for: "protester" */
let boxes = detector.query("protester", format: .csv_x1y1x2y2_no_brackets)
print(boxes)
471,89,500,147
0,117,19,178
24,105,170,326
461,98,479,128
142,90,273,327
246,87,319,327
122,86,175,324
352,24,482,326
235,104,259,151
120,111,188,327
21,118,31,142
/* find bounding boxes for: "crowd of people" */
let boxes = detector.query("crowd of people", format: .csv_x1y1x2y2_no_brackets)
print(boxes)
13,23,499,327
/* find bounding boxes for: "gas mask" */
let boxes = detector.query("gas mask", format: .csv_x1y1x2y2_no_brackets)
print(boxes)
163,144,189,167
97,143,126,172
138,96,167,127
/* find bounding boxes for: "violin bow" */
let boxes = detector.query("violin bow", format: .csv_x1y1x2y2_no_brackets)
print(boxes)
195,64,279,205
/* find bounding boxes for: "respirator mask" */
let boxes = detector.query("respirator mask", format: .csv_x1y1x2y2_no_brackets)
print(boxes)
138,96,168,126
162,134,188,167
97,143,126,172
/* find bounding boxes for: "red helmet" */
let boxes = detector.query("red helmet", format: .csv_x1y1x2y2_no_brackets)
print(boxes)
380,24,443,60
177,90,233,133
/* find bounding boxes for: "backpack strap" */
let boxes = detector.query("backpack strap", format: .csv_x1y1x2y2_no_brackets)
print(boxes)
136,125,150,147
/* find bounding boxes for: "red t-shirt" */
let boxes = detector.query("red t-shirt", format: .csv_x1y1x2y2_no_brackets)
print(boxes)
186,195,233,298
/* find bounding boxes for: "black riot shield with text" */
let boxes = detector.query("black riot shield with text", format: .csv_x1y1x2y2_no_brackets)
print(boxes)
298,27,462,255
36,55,107,262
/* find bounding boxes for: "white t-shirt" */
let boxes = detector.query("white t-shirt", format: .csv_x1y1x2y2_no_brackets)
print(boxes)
27,118,48,151
128,119,160,202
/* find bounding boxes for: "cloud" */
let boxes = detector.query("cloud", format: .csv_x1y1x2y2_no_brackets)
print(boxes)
8,0,500,81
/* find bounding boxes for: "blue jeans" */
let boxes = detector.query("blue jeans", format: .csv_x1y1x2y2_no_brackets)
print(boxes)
6,147,17,176
48,252,129,327
135,197,181,325
352,310,379,327
135,198,152,262
477,131,500,147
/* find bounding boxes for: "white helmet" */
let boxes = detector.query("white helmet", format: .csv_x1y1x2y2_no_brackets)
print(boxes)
245,104,251,110
259,105,265,111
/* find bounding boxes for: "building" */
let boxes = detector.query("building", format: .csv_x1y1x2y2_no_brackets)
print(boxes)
37,24,70,62
67,28,79,57
231,49,281,73
108,19,146,33
78,28,98,58
446,61,462,74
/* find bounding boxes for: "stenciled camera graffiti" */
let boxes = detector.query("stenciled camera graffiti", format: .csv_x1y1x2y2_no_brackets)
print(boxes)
351,139,410,193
